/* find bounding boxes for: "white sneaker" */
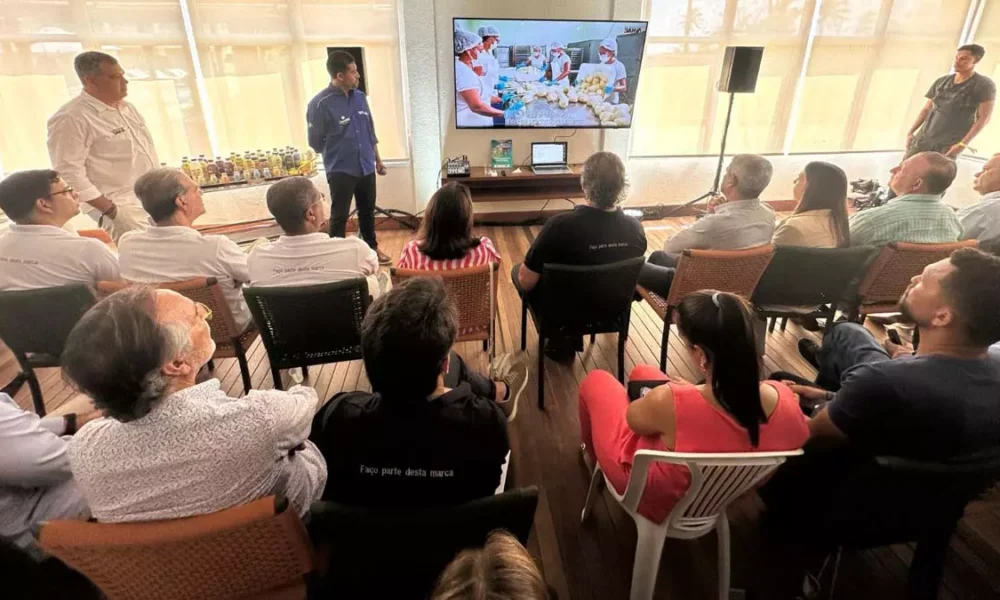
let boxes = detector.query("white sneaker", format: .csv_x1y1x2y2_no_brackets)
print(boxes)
289,367,304,384
490,352,529,422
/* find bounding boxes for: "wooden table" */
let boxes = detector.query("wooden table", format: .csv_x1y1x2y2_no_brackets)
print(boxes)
442,165,584,203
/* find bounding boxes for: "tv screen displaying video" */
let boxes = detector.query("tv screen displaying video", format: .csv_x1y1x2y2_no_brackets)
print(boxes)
453,18,648,129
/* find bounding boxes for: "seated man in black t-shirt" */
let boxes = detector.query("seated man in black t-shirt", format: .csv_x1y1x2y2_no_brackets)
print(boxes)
310,277,512,508
760,248,1000,522
512,151,647,358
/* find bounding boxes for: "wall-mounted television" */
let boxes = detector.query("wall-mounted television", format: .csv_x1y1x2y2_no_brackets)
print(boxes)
453,18,648,129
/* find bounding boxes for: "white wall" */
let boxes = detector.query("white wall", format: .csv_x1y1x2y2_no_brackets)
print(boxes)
398,0,984,215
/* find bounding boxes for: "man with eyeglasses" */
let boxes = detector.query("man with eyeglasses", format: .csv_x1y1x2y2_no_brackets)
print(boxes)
0,169,120,291
118,168,254,333
48,51,159,242
247,176,389,298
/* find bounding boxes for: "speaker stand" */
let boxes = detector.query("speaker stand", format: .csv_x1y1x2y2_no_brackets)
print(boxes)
665,91,737,217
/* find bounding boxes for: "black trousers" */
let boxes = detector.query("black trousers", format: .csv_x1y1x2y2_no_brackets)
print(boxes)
636,251,680,296
328,172,378,250
443,351,496,399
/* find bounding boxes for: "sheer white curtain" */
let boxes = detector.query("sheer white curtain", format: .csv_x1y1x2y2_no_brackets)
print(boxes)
0,0,406,178
635,0,978,157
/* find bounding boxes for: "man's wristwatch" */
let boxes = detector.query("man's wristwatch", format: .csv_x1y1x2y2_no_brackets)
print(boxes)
64,412,78,435
100,203,118,221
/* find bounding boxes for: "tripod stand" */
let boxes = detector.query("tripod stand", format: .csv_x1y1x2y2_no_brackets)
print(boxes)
664,90,737,217
349,205,419,231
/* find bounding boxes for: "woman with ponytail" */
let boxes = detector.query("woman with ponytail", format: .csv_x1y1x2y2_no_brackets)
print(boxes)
578,290,809,524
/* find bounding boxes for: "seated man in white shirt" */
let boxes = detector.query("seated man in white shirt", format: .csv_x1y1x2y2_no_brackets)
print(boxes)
959,152,1000,246
119,168,253,332
248,176,388,298
62,286,327,521
0,169,120,291
0,393,100,558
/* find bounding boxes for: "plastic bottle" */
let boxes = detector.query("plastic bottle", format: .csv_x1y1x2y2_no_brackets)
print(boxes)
224,156,235,177
262,167,272,179
180,157,192,178
292,148,302,169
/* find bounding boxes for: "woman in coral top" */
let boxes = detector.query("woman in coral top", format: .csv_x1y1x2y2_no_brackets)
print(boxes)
397,182,500,270
578,290,809,524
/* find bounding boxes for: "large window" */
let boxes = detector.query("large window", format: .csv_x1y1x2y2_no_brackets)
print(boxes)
0,0,406,178
968,0,1000,155
634,0,979,157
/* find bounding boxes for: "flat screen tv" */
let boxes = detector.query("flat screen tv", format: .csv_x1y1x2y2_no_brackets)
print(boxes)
453,18,648,129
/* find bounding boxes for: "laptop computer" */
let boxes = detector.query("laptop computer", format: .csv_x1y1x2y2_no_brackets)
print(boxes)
530,142,572,175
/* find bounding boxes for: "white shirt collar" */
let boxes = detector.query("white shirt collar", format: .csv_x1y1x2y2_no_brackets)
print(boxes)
79,91,121,113
144,225,202,238
980,190,1000,203
274,232,328,245
8,223,77,237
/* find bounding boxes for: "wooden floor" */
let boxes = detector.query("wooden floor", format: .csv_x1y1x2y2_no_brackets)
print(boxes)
4,217,1000,599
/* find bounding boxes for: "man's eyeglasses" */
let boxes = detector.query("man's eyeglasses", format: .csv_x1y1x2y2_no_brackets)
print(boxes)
195,302,213,322
303,193,327,217
49,186,75,197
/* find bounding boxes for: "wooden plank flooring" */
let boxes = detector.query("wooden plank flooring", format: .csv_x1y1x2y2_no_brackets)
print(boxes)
5,218,1000,599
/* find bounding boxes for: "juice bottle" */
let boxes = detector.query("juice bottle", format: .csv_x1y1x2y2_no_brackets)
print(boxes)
224,156,235,176
189,158,203,182
262,167,272,179
292,148,302,168
205,160,218,177
180,157,192,178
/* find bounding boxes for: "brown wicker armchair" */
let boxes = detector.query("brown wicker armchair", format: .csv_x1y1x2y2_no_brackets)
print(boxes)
96,278,260,394
37,496,315,600
391,263,500,359
849,240,978,321
638,244,774,371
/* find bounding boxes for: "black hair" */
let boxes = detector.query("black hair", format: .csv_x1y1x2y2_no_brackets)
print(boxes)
326,50,356,79
0,170,60,221
361,277,458,400
418,182,481,260
796,161,850,247
676,290,766,446
941,248,1000,346
958,44,986,62
62,287,181,422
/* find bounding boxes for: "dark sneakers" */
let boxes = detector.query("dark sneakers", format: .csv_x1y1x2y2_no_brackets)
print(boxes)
376,249,392,265
798,338,821,370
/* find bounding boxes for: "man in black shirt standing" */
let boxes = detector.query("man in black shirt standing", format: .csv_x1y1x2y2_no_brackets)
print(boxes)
905,44,995,160
512,151,647,358
310,277,519,508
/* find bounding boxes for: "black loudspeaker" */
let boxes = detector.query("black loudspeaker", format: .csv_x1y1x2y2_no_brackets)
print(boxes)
718,46,763,93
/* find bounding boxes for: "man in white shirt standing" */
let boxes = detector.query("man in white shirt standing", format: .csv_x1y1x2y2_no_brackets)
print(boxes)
119,168,254,332
248,176,388,298
47,51,158,242
0,169,120,291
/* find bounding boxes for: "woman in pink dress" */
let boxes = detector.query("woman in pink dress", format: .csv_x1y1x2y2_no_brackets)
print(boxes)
579,290,810,524
397,182,500,271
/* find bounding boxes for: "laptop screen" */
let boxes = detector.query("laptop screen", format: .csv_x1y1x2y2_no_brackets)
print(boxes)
531,143,567,166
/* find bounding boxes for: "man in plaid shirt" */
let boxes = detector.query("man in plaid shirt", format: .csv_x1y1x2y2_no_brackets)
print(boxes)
849,151,961,247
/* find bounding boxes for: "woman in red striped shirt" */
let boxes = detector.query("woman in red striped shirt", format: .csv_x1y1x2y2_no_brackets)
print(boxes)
397,182,501,270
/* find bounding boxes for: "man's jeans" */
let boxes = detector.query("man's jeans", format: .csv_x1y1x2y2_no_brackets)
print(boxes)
815,322,891,390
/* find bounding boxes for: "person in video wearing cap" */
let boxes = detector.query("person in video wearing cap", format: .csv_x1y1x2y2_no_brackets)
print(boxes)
477,26,502,92
454,29,506,127
548,41,572,89
599,38,627,104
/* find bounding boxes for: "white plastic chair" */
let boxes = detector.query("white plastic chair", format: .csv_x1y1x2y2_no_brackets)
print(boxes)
581,449,804,600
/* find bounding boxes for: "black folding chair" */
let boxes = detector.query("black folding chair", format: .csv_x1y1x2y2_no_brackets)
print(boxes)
307,486,539,599
243,279,371,390
751,245,877,333
0,284,98,415
520,256,645,409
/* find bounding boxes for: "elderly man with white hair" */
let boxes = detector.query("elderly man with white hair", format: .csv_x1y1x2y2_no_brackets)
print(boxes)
638,154,776,295
62,287,327,521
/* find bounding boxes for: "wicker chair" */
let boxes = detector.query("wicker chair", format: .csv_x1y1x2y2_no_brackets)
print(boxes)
848,240,978,321
638,245,774,372
0,284,99,415
243,279,371,390
391,263,499,359
37,496,315,600
98,278,260,394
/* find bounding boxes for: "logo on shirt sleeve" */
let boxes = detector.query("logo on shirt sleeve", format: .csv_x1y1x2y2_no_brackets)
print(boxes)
338,116,351,126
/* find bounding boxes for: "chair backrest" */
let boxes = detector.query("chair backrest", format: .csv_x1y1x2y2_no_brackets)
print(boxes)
751,245,878,307
307,486,539,598
37,496,315,600
855,240,978,309
0,284,97,358
666,244,775,308
243,278,370,370
537,256,645,334
624,450,802,534
391,262,499,345
77,229,114,245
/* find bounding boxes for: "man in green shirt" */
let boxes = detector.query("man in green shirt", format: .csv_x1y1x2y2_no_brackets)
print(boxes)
850,151,961,247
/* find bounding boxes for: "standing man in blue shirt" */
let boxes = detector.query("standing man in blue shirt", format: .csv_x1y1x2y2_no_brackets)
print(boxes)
307,51,391,265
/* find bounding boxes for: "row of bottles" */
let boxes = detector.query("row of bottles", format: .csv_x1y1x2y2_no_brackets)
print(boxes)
179,147,317,187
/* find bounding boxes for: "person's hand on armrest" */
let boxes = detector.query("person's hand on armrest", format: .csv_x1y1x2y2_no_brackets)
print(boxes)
248,385,321,451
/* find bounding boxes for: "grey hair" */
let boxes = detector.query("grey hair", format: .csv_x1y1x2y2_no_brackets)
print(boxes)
727,154,773,200
134,168,187,223
581,151,629,208
74,51,118,82
266,176,320,234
